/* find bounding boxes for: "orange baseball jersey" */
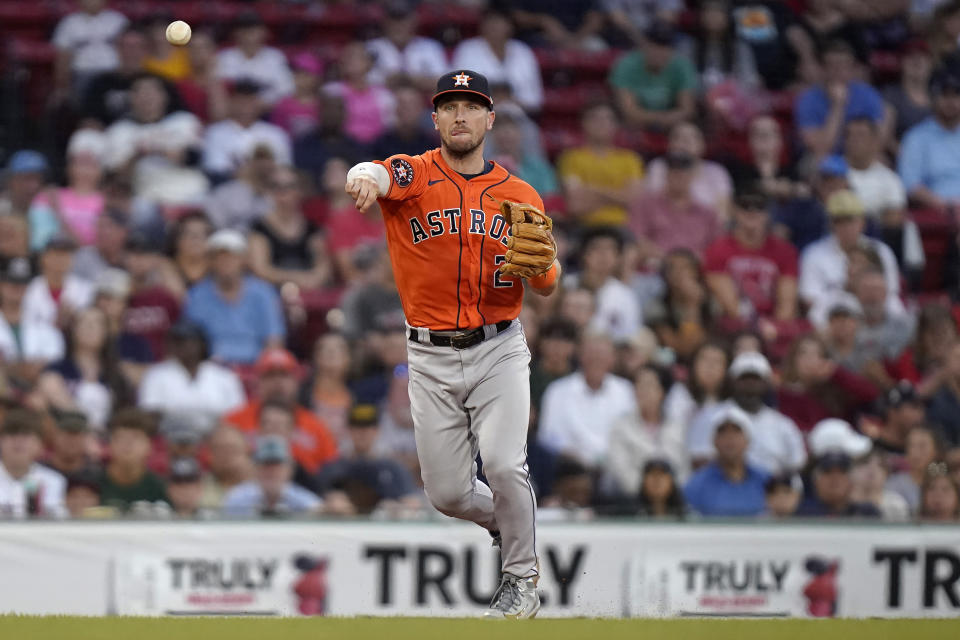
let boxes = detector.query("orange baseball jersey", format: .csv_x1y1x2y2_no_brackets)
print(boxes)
374,148,544,330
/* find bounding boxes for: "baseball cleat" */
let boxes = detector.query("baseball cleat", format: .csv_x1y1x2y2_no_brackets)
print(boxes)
483,574,541,619
489,529,502,548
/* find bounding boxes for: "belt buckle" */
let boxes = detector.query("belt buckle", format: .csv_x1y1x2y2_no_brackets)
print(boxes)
449,331,475,350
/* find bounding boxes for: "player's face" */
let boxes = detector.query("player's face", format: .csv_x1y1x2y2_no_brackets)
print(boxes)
433,98,494,157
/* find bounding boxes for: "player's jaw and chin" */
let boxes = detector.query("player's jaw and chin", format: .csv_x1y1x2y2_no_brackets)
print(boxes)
441,132,485,159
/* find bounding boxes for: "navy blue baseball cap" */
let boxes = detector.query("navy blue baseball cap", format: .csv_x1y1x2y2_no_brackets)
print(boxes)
818,155,848,177
7,150,48,175
432,70,493,109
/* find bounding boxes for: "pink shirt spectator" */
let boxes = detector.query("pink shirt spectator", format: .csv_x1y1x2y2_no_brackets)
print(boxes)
326,208,386,255
703,234,798,318
322,82,395,144
644,158,733,215
29,189,105,250
270,97,320,139
630,193,719,257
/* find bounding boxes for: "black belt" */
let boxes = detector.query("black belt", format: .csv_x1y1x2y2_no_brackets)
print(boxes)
408,320,512,350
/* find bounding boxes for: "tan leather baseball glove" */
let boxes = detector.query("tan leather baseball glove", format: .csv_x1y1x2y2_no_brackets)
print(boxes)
498,201,557,279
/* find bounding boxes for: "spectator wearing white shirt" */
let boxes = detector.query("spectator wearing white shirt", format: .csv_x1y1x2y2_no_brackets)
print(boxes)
138,321,245,423
204,144,276,232
104,73,208,206
215,12,294,106
845,118,907,220
0,258,64,384
538,332,636,468
607,365,689,496
51,0,129,94
563,227,642,343
0,409,67,519
36,306,127,431
203,79,292,182
451,8,544,113
844,118,925,277
799,190,900,315
22,235,95,329
366,1,449,91
688,352,806,475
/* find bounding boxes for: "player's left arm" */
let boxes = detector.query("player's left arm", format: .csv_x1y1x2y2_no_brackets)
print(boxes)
516,190,560,297
528,260,560,297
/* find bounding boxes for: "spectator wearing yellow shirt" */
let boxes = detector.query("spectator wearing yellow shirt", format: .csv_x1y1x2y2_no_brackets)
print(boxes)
142,15,192,82
557,101,645,227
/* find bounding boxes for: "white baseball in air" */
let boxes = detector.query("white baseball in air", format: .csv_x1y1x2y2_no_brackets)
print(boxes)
166,20,192,46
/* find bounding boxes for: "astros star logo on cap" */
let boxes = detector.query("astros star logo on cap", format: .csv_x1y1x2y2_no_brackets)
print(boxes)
453,72,471,87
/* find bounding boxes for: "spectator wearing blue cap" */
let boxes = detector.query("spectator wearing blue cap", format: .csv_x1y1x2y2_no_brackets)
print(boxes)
898,67,960,213
221,435,324,518
770,155,847,251
684,404,769,517
794,40,886,158
1,151,49,218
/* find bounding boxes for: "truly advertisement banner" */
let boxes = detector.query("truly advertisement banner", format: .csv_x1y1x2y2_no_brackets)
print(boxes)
627,527,960,619
0,522,957,618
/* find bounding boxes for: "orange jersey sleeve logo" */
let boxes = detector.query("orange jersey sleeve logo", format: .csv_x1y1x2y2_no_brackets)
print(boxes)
374,149,544,330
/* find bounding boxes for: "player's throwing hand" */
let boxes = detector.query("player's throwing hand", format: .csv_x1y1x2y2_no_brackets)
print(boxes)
344,163,389,212
344,176,376,211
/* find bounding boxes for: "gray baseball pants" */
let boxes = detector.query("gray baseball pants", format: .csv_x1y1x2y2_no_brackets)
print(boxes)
406,319,538,579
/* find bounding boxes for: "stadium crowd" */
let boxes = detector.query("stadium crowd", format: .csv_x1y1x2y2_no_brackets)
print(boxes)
0,0,959,523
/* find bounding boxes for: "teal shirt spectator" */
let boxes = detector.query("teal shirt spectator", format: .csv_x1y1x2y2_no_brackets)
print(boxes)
517,154,559,198
898,117,960,201
683,462,769,517
184,275,286,365
608,50,698,112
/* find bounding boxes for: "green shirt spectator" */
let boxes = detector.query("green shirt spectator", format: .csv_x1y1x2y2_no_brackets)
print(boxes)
98,408,169,512
610,21,697,131
99,469,168,511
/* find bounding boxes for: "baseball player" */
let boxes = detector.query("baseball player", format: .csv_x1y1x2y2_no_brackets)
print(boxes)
345,70,559,619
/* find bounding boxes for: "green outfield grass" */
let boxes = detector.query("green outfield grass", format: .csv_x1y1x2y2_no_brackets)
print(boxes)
3,616,959,640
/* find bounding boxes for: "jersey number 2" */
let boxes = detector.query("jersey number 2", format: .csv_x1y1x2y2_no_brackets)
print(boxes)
494,255,513,288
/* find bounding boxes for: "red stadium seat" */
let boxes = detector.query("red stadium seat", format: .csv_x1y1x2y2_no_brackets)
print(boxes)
912,208,957,292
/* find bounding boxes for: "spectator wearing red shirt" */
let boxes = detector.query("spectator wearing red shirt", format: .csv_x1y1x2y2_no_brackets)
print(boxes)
323,158,386,283
630,153,720,264
224,347,338,474
123,232,180,361
777,334,880,434
704,188,798,323
886,304,957,398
